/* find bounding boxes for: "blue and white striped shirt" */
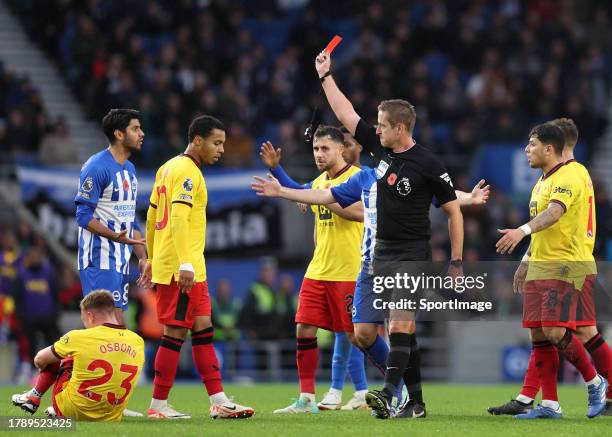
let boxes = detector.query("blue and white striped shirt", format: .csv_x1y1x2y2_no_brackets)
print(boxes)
75,150,138,274
330,167,377,264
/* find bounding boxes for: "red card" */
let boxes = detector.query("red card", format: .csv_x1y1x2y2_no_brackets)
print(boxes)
324,35,343,54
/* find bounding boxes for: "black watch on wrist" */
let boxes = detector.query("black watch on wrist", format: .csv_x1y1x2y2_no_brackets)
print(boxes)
450,259,463,267
319,71,332,82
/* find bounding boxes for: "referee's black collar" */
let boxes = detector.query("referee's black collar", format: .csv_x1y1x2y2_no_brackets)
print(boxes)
390,143,420,158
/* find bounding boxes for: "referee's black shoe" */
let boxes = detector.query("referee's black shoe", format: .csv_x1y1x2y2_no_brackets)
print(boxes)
487,399,533,415
366,390,392,419
394,400,427,419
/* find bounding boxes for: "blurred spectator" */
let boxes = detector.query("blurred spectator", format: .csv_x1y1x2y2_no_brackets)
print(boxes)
239,260,279,340
275,274,297,339
38,117,79,166
211,278,242,341
57,264,82,310
222,122,254,168
14,243,59,377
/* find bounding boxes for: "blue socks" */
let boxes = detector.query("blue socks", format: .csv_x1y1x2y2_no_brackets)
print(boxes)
331,332,368,392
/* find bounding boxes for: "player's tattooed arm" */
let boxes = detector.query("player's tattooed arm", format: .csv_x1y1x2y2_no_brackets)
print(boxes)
496,203,564,254
327,201,364,222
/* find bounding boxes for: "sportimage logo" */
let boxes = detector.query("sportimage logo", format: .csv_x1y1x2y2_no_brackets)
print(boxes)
397,177,411,196
183,178,193,191
440,173,453,187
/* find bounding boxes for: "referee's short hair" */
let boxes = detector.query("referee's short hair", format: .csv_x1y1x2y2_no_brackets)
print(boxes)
80,290,116,313
102,109,140,144
378,99,416,133
550,118,578,149
188,115,225,142
529,123,565,156
314,125,344,145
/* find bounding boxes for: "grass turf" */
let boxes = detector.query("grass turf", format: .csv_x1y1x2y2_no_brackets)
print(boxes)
0,383,609,436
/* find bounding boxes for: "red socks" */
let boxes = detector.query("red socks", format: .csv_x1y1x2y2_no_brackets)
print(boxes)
34,361,61,395
297,337,318,394
519,342,545,400
191,327,223,396
584,333,612,398
533,341,559,402
556,330,597,383
152,335,184,400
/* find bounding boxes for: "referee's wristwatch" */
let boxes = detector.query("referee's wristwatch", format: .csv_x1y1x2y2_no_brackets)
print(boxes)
450,259,463,267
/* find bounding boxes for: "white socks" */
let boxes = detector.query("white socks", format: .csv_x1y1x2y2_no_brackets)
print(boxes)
541,399,561,412
516,394,534,404
586,375,602,386
299,392,316,403
328,388,342,397
210,392,230,406
355,389,368,399
150,398,167,410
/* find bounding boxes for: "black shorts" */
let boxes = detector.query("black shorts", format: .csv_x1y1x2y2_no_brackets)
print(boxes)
374,239,431,262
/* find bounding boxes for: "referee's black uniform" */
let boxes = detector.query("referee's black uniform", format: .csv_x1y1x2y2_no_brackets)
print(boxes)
353,119,457,262
354,117,457,418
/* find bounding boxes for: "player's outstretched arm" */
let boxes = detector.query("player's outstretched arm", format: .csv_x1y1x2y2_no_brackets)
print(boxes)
252,174,335,204
260,141,311,189
496,202,565,255
327,202,364,222
455,179,490,207
315,52,360,136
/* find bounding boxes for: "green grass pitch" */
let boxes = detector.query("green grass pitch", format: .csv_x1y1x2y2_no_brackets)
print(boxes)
0,383,609,436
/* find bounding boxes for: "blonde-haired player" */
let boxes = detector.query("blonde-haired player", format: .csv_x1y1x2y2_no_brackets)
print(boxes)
12,290,144,421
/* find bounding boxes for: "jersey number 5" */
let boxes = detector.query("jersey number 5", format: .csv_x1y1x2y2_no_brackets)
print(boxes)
77,359,139,405
156,185,169,230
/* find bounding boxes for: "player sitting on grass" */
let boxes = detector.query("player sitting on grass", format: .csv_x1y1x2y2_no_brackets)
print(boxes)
12,290,144,421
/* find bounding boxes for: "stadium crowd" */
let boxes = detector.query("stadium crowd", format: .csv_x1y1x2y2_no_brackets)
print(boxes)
6,0,612,173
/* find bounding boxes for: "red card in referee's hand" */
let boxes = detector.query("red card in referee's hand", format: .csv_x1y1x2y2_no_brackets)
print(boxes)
324,35,342,54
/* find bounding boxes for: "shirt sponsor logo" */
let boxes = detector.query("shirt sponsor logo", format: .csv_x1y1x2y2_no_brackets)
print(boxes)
397,177,411,196
440,172,453,187
81,177,94,192
183,178,194,191
553,186,572,197
376,161,389,179
178,193,193,201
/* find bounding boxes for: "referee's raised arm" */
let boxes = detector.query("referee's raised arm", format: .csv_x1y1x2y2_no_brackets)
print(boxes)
315,52,360,137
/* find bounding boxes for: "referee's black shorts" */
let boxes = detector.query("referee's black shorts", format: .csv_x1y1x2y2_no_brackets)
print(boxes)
373,239,432,320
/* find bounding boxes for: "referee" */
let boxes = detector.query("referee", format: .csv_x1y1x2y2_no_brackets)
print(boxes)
315,51,464,419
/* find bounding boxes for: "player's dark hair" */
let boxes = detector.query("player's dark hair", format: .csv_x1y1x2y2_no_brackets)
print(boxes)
102,109,140,144
314,125,344,145
529,123,565,155
80,290,115,313
378,99,416,133
550,118,578,149
188,115,225,142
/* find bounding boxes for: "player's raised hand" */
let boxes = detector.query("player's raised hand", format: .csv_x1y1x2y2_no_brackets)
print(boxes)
296,202,308,213
178,269,194,294
137,260,153,289
470,179,490,205
251,174,282,197
513,260,528,294
315,51,331,77
259,141,281,169
496,228,527,254
114,229,146,246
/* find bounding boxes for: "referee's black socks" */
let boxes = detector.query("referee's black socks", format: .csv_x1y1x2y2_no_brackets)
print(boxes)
382,333,412,400
403,334,423,404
